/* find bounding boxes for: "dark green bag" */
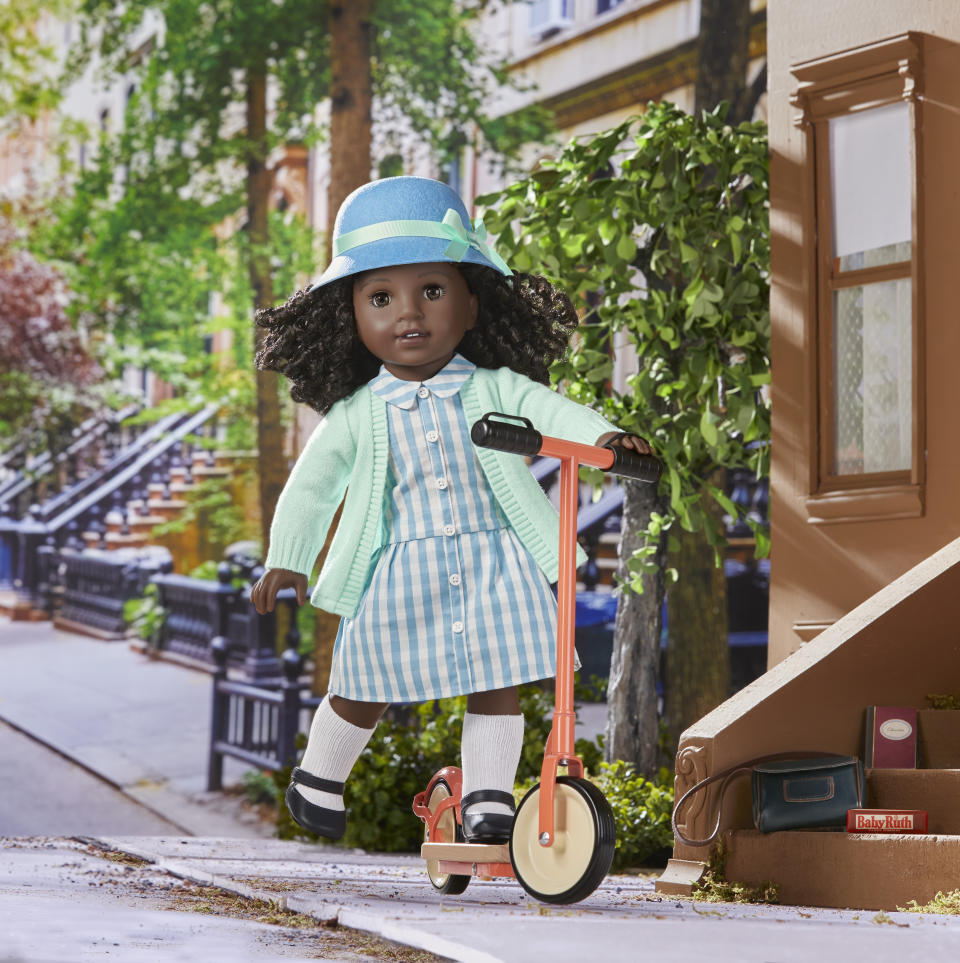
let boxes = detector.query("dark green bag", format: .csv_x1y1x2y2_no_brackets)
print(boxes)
752,756,866,833
673,752,865,847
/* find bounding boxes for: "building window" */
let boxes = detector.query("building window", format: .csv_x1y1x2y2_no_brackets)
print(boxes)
596,0,625,14
793,34,924,522
528,0,574,38
827,103,912,477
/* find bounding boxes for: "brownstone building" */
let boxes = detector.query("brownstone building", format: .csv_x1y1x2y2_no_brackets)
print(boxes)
659,0,960,910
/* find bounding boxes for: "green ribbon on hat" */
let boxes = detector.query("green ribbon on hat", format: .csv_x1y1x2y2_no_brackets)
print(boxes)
332,207,513,276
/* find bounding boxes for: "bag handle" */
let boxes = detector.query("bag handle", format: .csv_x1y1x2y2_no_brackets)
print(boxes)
671,751,854,848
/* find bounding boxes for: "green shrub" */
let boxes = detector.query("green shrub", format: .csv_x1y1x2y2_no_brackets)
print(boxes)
274,683,672,864
591,760,674,871
123,582,166,650
242,769,280,805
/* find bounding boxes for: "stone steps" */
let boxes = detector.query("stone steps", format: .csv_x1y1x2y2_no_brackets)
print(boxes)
720,769,960,909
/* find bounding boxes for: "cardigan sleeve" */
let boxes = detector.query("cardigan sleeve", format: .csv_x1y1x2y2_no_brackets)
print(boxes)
494,367,620,445
263,402,355,576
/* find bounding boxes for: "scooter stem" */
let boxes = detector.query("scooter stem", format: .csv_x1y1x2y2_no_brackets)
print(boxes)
535,438,615,846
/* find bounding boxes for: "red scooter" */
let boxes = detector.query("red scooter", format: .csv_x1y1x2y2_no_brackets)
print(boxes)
413,412,661,905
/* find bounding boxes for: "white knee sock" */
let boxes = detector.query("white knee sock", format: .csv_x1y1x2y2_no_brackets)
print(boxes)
460,712,524,815
295,696,376,810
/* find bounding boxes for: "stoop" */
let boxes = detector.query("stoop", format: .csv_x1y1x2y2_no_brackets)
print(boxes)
723,829,960,910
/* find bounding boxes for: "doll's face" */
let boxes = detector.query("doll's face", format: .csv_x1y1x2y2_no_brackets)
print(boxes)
352,261,478,382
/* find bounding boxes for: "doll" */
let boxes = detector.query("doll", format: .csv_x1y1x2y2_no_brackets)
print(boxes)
250,176,650,843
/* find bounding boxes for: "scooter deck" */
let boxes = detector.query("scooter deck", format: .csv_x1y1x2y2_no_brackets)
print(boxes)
421,842,509,862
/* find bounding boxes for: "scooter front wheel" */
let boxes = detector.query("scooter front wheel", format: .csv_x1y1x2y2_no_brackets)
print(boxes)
424,778,471,895
509,776,615,904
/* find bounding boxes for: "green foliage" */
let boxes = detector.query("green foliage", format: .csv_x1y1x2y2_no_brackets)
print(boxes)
926,693,960,710
590,760,674,871
123,581,167,650
479,101,771,588
242,769,280,806
899,889,960,915
151,470,257,552
372,0,553,170
693,840,780,904
0,0,69,129
187,557,250,588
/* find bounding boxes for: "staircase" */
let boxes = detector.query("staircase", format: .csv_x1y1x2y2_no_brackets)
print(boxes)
659,536,960,910
0,404,258,618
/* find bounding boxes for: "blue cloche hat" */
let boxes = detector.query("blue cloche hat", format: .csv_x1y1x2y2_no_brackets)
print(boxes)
308,176,512,291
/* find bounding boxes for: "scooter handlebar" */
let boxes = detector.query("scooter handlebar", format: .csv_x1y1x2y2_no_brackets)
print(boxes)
599,442,662,485
471,412,663,485
470,412,543,456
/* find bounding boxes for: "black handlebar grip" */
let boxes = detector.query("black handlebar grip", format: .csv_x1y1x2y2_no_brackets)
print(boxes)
602,444,663,484
471,413,543,457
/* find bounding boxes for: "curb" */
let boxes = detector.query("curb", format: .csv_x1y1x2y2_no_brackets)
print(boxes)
87,836,495,963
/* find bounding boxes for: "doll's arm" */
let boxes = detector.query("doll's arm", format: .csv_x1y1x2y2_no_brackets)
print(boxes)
263,405,354,577
498,369,624,445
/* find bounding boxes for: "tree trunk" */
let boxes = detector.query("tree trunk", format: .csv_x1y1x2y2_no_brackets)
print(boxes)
309,1,375,694
605,479,669,778
246,62,285,557
327,0,373,255
649,0,754,758
694,0,752,119
664,500,730,756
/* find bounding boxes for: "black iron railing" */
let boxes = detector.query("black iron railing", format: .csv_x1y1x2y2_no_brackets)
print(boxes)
207,636,322,790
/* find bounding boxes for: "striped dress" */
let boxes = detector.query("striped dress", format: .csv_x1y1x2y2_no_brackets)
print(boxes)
328,354,559,703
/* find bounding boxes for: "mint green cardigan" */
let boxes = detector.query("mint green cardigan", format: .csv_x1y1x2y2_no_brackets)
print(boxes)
264,364,618,618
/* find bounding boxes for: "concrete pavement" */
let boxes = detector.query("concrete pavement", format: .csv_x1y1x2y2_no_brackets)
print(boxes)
4,616,960,961
85,833,960,963
0,720,181,836
0,617,269,838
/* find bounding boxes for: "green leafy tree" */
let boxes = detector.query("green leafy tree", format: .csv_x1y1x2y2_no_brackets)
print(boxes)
51,0,550,559
661,0,767,764
479,101,770,775
0,0,69,131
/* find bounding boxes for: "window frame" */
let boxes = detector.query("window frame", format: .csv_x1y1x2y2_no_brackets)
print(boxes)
792,34,926,524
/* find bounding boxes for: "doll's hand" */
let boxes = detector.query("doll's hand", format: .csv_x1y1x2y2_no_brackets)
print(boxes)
250,568,308,613
596,431,654,455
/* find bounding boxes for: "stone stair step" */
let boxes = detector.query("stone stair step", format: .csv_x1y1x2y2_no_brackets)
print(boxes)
867,767,960,834
724,827,960,910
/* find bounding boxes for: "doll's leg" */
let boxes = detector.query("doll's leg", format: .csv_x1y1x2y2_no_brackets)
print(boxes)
460,686,523,843
287,695,387,839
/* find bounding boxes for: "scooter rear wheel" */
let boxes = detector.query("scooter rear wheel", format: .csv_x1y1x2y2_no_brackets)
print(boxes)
509,776,615,904
424,778,471,895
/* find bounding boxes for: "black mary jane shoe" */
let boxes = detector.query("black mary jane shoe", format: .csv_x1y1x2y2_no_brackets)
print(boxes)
285,767,347,840
460,789,516,844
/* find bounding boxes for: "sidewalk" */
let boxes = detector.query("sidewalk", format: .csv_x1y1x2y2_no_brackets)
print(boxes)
0,617,268,838
4,617,960,961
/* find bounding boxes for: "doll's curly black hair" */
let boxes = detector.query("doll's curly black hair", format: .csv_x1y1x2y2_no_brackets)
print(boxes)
254,264,579,414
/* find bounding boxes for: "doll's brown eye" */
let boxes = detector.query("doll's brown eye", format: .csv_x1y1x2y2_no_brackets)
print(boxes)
369,291,390,308
423,284,444,300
